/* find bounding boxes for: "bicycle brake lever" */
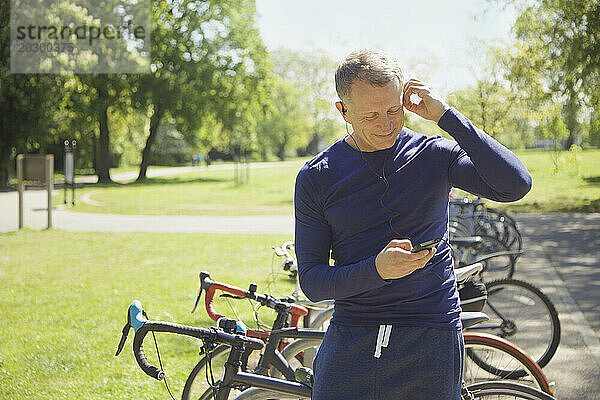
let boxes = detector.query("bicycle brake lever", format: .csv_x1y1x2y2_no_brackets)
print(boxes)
220,293,244,300
115,308,132,356
191,274,204,313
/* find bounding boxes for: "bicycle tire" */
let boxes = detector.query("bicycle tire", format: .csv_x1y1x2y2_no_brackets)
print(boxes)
182,343,257,400
465,381,556,400
481,279,561,370
463,333,552,394
230,380,557,400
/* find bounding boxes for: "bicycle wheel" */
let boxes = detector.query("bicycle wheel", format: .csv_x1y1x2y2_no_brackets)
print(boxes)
481,279,560,370
472,234,516,281
230,380,558,400
463,333,552,394
182,344,263,400
483,209,523,252
465,381,555,400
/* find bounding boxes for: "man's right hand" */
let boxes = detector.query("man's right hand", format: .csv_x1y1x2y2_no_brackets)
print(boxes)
375,239,436,280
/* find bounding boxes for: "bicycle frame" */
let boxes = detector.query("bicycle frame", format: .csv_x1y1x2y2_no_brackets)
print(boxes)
254,327,324,380
213,342,312,400
465,297,510,331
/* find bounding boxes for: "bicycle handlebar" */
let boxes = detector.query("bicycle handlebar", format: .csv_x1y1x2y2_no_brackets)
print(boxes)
192,271,308,326
273,241,295,263
126,300,264,381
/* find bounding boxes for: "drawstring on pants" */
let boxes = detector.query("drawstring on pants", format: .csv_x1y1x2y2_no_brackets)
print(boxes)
374,324,392,358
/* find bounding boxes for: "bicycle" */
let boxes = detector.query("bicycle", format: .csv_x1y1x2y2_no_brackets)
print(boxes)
117,300,556,400
449,196,523,253
184,268,553,395
475,278,561,372
450,236,520,281
270,241,334,331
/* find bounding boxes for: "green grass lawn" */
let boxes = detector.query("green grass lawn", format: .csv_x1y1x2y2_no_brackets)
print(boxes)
0,230,296,400
58,151,600,215
58,161,305,216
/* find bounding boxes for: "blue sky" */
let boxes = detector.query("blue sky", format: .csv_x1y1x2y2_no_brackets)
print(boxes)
255,0,518,94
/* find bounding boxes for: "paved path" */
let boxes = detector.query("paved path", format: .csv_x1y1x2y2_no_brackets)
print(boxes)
0,190,294,233
512,214,600,400
0,162,299,233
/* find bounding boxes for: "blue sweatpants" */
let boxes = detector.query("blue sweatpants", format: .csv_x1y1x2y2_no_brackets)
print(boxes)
312,324,464,400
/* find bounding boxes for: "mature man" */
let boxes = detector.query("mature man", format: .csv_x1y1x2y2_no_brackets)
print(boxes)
294,50,532,399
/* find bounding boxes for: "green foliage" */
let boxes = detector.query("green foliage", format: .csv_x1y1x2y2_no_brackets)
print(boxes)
588,98,600,147
534,103,569,171
443,46,538,149
256,76,312,160
558,144,583,176
132,0,272,180
268,48,344,156
501,0,600,147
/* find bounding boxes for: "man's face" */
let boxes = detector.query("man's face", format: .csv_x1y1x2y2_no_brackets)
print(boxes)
344,77,405,152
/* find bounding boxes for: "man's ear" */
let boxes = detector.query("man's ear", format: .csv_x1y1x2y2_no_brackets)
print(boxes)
335,101,350,122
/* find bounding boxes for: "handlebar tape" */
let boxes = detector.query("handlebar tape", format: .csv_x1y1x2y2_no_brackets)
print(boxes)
204,283,246,320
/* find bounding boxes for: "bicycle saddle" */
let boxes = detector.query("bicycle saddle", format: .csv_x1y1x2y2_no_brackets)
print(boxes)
454,263,483,284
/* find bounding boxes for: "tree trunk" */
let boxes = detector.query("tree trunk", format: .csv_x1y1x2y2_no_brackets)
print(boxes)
0,154,9,187
276,144,286,161
96,102,112,183
137,104,162,182
564,88,579,149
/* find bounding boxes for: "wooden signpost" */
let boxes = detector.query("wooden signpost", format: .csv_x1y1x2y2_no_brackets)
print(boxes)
16,154,54,229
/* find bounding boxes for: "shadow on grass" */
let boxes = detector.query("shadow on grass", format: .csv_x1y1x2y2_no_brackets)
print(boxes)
87,176,229,188
583,175,600,186
274,199,294,206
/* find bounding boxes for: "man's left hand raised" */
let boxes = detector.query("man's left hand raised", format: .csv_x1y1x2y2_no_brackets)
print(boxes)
403,78,450,123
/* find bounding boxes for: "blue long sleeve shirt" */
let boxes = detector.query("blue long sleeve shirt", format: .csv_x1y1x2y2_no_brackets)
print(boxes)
294,108,532,329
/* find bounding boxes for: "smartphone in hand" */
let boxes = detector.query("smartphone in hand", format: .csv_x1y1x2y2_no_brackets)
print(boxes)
411,238,441,253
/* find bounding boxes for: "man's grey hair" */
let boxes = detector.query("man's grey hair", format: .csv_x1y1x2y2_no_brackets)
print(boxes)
335,49,404,104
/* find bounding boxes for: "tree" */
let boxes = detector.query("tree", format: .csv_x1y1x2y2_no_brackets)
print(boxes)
501,0,600,148
269,49,343,155
76,75,132,182
256,76,311,160
0,0,66,186
132,0,271,182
